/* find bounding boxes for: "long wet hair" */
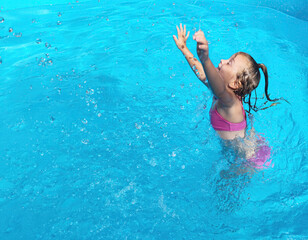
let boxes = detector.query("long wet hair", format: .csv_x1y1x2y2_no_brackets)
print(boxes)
234,52,287,113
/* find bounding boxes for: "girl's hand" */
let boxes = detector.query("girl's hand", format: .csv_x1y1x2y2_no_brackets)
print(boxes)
193,30,209,63
173,23,190,51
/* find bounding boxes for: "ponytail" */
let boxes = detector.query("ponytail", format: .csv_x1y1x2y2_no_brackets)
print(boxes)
254,63,289,111
258,63,278,102
236,52,289,113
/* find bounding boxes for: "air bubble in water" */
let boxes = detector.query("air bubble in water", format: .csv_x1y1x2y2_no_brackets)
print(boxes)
58,12,62,17
82,118,88,124
0,17,4,23
8,27,13,32
45,42,51,48
57,21,61,25
0,57,2,64
36,39,42,44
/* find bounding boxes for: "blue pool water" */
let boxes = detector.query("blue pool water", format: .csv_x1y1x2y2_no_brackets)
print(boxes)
0,0,307,239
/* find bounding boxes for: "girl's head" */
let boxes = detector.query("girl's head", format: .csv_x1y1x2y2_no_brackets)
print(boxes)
217,52,281,112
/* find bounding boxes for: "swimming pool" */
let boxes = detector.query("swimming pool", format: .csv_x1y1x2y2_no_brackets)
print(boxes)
0,0,307,239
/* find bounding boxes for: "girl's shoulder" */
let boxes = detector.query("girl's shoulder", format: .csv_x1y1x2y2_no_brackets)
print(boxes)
216,97,245,122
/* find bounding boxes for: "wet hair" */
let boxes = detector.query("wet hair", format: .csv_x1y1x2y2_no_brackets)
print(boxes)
234,52,287,113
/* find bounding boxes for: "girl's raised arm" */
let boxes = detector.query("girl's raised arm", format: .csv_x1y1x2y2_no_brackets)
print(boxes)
173,24,209,88
193,30,234,106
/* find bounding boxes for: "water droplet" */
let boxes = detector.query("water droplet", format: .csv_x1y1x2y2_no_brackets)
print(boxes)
171,152,176,157
14,32,22,38
0,17,4,23
82,118,88,124
81,139,89,144
39,57,45,64
8,27,13,32
57,21,61,25
45,42,51,48
181,165,185,169
36,39,42,44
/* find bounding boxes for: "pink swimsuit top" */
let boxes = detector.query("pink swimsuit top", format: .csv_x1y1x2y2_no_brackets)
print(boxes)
209,97,247,131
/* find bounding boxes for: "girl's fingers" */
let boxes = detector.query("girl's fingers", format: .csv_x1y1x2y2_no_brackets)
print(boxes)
184,24,186,35
180,23,183,32
173,35,178,43
186,31,190,40
194,35,207,43
198,44,207,50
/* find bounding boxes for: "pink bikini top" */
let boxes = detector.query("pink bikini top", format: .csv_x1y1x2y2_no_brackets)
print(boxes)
209,97,247,132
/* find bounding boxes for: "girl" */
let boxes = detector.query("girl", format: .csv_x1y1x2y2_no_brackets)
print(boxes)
173,24,282,140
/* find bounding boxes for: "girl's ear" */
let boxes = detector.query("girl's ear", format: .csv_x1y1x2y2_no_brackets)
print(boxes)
228,80,241,90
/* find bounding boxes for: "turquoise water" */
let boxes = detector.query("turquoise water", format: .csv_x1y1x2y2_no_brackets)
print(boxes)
0,0,307,239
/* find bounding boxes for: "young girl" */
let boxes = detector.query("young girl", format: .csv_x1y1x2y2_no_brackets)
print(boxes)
173,24,281,141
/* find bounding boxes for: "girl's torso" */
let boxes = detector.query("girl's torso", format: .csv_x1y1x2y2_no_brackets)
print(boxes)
210,96,247,140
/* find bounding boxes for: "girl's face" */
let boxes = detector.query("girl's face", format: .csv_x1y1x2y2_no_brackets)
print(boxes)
217,53,249,88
